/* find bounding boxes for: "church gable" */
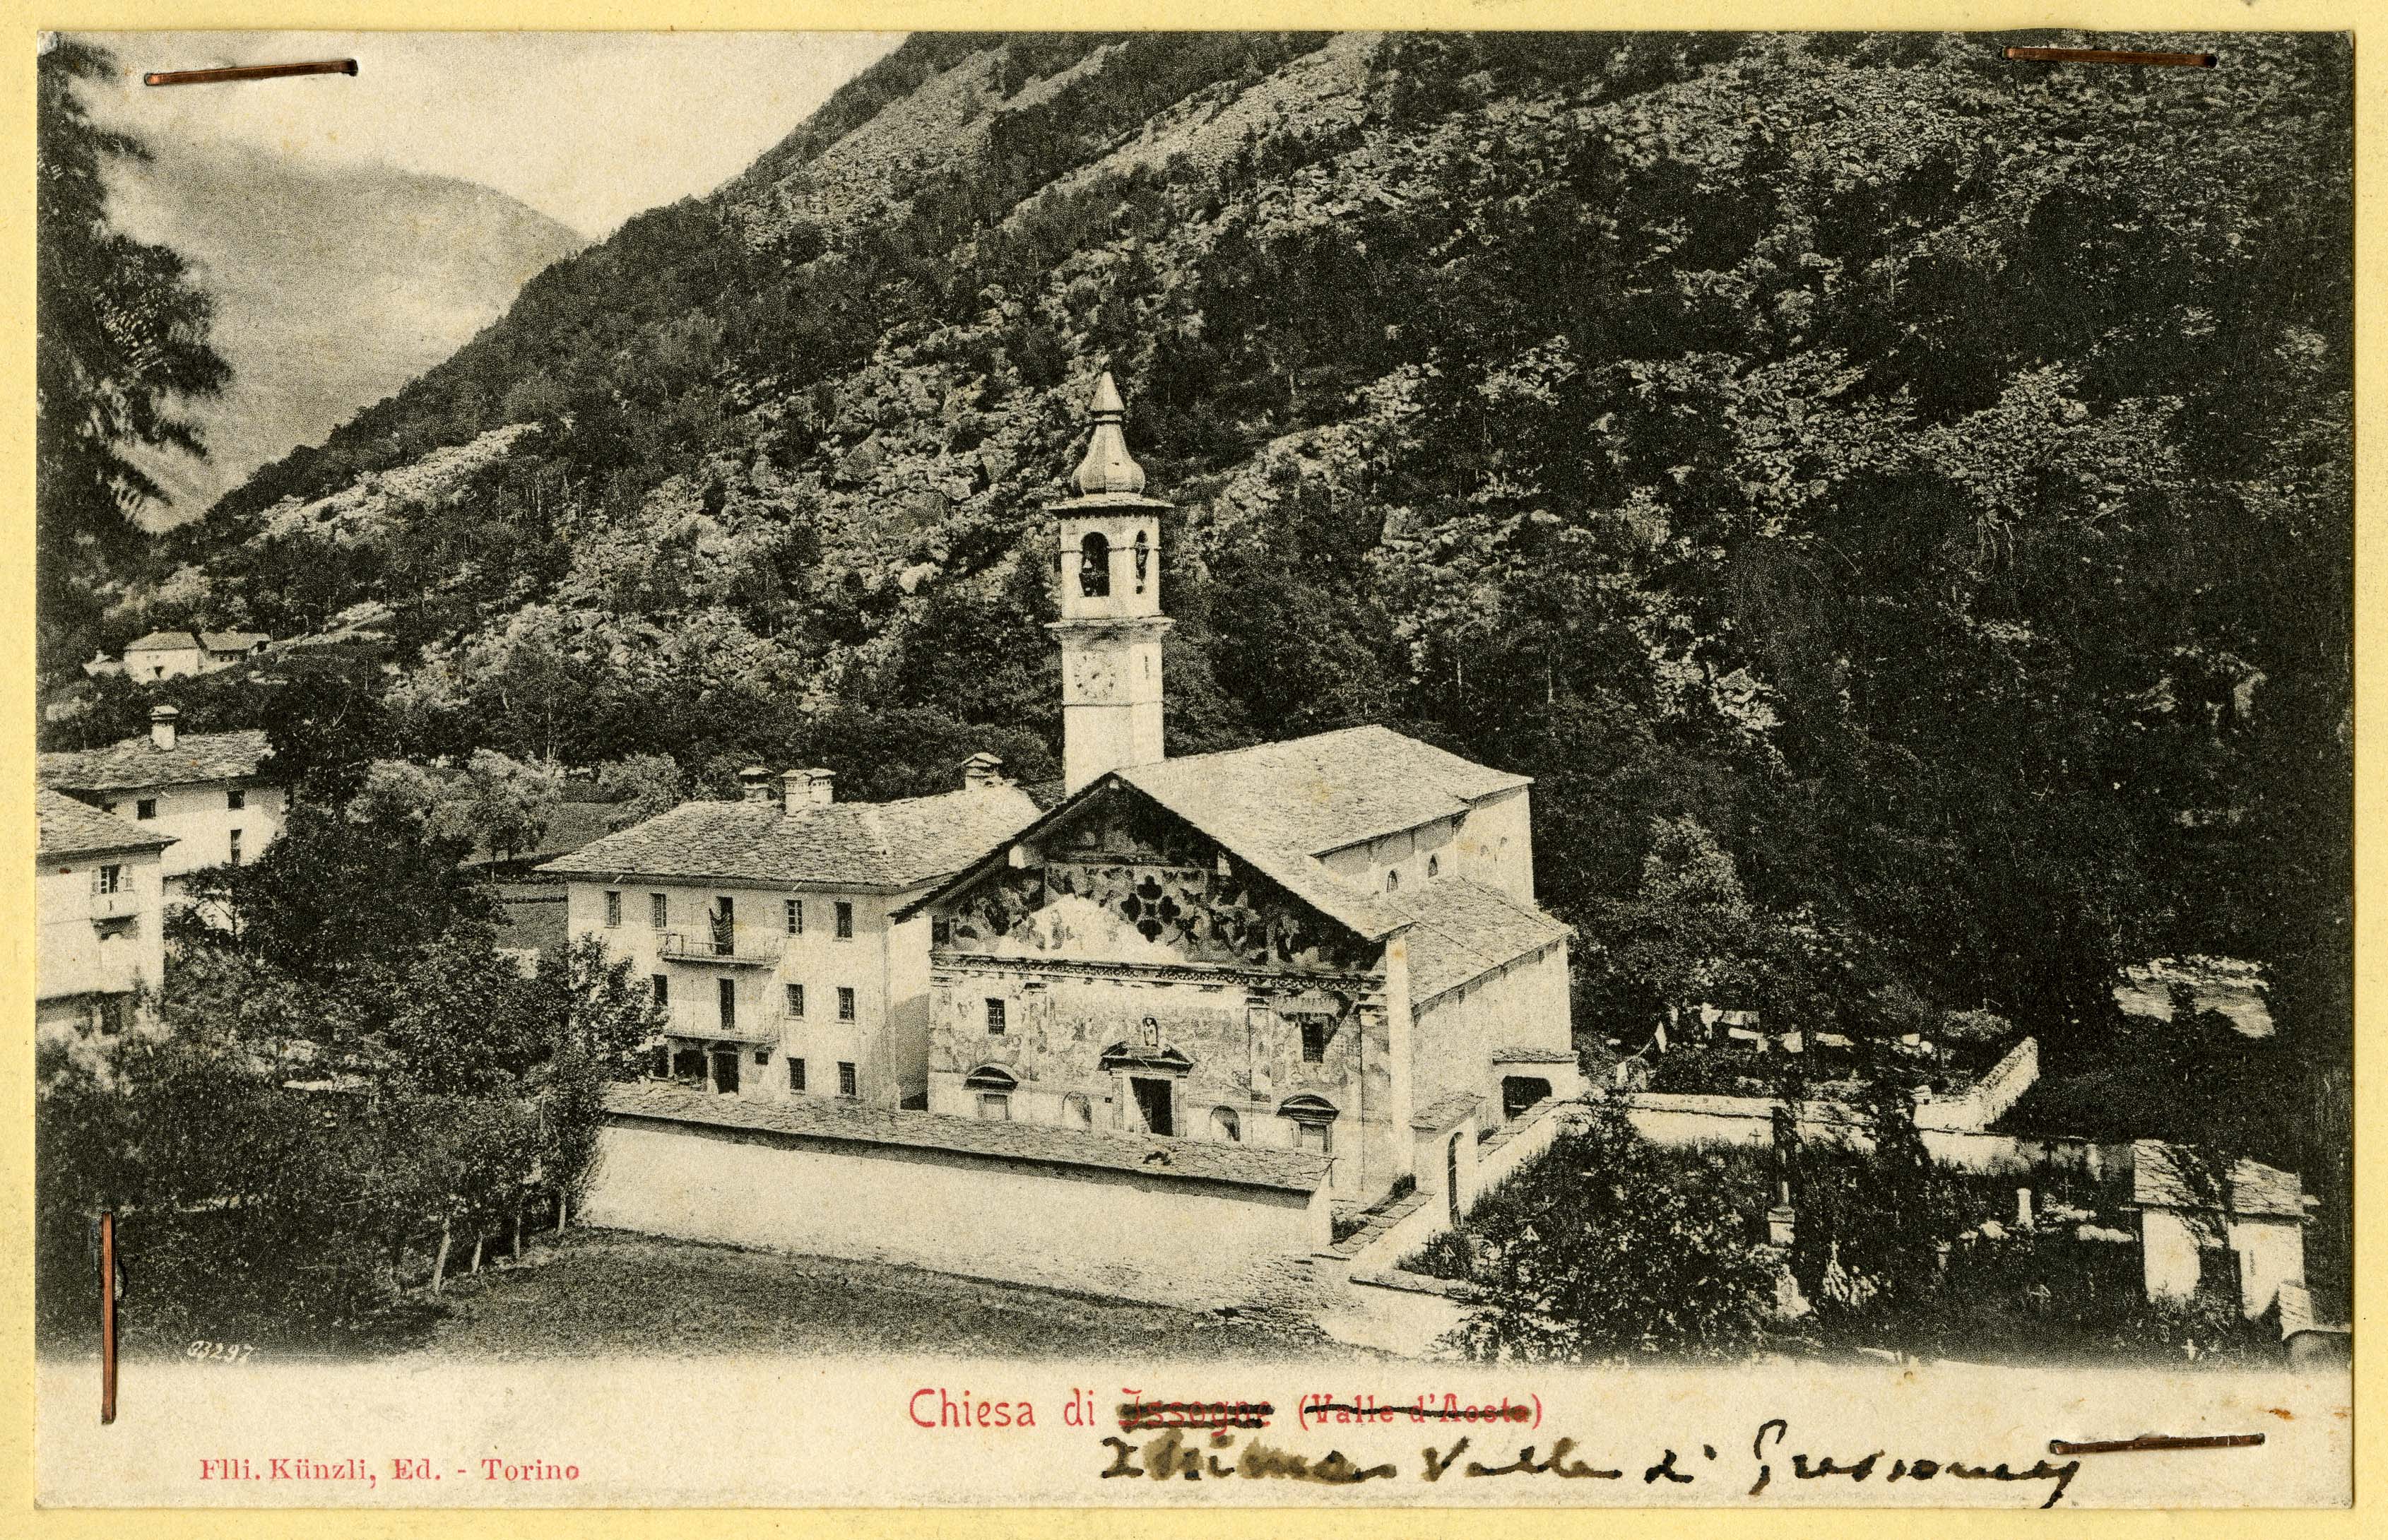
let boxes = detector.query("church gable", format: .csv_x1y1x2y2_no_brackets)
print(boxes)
940,783,1378,977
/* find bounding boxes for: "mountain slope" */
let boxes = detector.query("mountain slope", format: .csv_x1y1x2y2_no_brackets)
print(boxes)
124,30,2350,1072
105,137,585,523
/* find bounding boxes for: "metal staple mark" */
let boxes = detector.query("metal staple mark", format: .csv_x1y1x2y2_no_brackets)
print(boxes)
2006,47,2218,69
144,59,358,88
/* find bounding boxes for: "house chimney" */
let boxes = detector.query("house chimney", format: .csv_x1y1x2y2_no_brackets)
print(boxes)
782,767,835,810
960,752,1006,790
150,705,179,752
738,764,773,804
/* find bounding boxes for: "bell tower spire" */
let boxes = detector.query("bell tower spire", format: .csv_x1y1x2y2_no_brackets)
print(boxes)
1049,372,1173,794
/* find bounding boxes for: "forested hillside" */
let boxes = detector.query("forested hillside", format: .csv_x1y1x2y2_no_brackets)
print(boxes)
76,32,2348,1142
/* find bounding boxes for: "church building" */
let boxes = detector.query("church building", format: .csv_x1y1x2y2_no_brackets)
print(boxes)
903,376,1582,1204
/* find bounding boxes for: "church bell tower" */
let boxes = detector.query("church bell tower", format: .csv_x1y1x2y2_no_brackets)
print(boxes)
1050,372,1173,794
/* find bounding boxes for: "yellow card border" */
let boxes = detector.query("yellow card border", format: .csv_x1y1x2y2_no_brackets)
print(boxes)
0,1,2375,1533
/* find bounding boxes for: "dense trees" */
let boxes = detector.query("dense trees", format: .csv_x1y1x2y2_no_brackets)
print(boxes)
36,39,228,673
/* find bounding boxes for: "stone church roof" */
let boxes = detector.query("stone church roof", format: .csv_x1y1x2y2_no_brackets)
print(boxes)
1393,878,1573,1005
604,1080,1332,1195
36,787,177,860
540,783,1042,892
38,729,275,793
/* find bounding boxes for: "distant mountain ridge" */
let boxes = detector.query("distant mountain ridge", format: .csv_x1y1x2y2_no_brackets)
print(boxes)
106,136,585,524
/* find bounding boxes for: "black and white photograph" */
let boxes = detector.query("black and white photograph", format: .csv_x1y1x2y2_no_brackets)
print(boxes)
27,24,2357,1509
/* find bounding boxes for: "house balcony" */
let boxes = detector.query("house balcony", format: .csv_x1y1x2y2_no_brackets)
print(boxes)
88,889,141,922
660,1011,779,1045
657,930,783,967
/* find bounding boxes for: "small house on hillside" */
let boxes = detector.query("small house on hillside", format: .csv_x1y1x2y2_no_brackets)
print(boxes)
2131,1139,2315,1320
116,629,272,682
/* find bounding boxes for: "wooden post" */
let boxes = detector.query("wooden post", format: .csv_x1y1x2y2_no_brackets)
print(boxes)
100,1210,117,1425
469,1233,483,1274
431,1216,452,1296
556,1190,569,1232
513,1205,524,1261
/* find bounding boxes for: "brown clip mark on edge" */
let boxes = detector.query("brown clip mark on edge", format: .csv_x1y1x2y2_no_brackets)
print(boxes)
99,1209,117,1425
2049,1433,2264,1456
2006,46,2218,69
144,59,358,88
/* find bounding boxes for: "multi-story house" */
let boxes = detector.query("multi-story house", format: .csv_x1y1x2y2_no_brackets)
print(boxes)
540,762,1041,1108
39,707,285,901
902,375,1583,1204
116,628,272,681
36,788,174,1033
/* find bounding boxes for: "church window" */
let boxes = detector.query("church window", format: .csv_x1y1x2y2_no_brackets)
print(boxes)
985,997,1007,1035
1279,1094,1339,1154
966,1065,1017,1121
1301,1019,1330,1063
837,1061,858,1097
1426,854,1439,878
1133,529,1150,593
1384,867,1400,893
1078,531,1111,598
932,918,953,946
1210,1106,1241,1142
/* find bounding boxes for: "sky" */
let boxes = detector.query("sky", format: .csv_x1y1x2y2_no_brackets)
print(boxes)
75,30,904,239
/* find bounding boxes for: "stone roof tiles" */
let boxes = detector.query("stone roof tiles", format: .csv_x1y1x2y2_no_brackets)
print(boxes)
36,787,177,860
1393,877,1573,1005
603,1080,1332,1195
2132,1140,2312,1220
540,783,1041,892
125,629,200,652
38,729,275,793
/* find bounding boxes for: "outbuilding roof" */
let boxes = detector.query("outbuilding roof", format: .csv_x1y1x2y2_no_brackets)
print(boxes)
36,788,177,860
124,629,201,652
2131,1140,2312,1220
38,729,275,793
200,630,272,652
603,1081,1332,1195
539,783,1042,892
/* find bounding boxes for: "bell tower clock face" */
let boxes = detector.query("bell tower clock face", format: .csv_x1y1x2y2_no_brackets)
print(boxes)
1068,651,1119,698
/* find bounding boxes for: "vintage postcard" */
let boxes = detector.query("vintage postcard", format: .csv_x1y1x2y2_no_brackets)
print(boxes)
16,13,2366,1518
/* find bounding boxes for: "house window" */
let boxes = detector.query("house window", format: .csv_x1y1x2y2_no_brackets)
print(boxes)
1210,1106,1242,1142
985,997,1007,1036
651,1045,672,1079
651,973,668,1008
788,1058,807,1092
93,865,124,895
837,1062,857,1097
604,891,622,928
837,987,856,1022
228,829,242,865
785,898,803,935
226,788,245,811
1301,1019,1330,1063
650,892,668,928
785,983,805,1018
834,901,854,940
1296,1120,1332,1154
755,1048,771,1066
717,978,738,1034
979,1093,1011,1120
709,896,735,954
136,799,157,821
931,918,953,947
